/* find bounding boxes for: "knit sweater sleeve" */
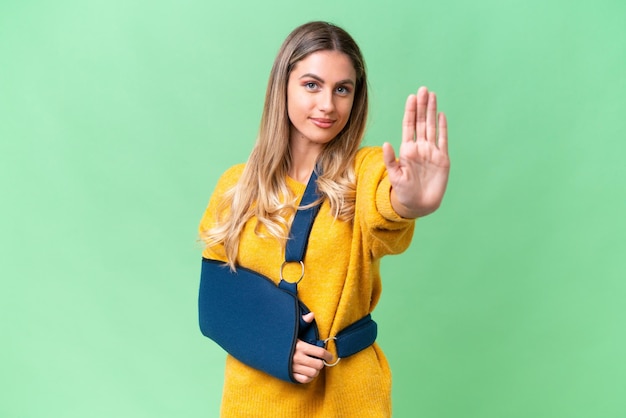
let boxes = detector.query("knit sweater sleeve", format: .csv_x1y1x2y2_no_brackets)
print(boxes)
354,146,416,259
198,164,246,261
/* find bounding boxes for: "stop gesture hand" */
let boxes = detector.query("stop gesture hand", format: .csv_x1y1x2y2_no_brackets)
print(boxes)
382,86,450,218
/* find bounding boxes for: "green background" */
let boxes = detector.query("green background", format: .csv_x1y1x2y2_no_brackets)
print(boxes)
2,0,625,416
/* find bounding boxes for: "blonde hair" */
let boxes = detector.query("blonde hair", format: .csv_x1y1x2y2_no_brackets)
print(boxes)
203,21,369,268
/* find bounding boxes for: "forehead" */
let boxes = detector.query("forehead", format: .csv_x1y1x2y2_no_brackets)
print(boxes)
290,50,356,81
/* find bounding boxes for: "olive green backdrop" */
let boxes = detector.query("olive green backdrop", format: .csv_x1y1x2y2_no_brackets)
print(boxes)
1,0,625,417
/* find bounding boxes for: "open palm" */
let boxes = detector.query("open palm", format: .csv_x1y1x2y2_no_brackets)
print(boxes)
383,86,450,218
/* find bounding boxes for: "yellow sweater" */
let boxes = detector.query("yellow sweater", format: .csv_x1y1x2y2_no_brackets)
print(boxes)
199,147,415,417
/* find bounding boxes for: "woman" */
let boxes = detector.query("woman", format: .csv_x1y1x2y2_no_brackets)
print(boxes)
199,21,450,417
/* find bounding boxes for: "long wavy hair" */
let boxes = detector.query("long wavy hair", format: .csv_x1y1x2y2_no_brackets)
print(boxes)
203,21,369,268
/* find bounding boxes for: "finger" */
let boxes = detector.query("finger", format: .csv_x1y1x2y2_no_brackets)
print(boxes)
304,343,333,363
426,92,437,143
293,358,323,375
293,356,324,370
296,340,333,363
382,142,398,171
438,112,448,153
302,312,315,324
319,347,334,363
415,86,429,141
293,372,314,384
402,94,417,143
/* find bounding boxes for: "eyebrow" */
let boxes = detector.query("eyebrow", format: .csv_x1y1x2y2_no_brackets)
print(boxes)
299,73,355,86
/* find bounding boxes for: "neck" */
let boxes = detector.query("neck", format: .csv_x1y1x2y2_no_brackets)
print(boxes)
288,141,323,184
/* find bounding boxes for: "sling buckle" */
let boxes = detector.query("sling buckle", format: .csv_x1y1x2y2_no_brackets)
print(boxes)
323,336,341,367
279,260,305,284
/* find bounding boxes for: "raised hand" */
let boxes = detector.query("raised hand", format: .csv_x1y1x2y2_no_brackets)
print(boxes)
382,86,450,218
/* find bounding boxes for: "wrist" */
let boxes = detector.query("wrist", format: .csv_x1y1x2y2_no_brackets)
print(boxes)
390,188,434,219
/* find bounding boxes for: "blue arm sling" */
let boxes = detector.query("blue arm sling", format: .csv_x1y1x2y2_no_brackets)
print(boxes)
198,170,377,383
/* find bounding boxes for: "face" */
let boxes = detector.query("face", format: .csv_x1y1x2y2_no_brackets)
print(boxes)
286,50,357,148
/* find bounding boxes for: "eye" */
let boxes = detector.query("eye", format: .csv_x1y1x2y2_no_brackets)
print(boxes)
304,82,318,90
336,85,352,95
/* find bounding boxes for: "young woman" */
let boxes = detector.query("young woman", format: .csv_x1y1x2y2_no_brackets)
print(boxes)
199,21,450,417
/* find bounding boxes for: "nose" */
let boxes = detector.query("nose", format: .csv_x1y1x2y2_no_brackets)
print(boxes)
317,88,335,113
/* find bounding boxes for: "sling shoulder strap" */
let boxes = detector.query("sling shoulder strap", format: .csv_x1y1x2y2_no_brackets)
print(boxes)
285,169,322,263
280,169,378,367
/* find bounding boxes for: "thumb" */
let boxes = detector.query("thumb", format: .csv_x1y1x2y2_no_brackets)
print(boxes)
302,312,315,324
382,142,398,171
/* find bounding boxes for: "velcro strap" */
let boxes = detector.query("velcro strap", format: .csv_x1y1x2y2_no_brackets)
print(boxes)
335,314,377,358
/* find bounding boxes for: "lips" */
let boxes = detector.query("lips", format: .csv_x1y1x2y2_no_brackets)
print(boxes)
310,118,335,129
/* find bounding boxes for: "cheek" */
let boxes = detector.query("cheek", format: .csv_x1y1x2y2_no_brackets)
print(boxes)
340,99,355,121
286,97,297,124
287,92,306,120
287,103,301,127
335,101,355,133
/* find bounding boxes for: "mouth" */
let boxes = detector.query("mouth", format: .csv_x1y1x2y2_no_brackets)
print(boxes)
310,118,335,129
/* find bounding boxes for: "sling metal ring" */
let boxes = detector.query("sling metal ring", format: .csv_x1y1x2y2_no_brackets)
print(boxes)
279,261,305,284
323,336,341,367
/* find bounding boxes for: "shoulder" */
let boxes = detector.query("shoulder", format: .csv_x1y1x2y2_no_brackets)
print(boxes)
219,163,246,183
352,146,387,200
203,163,246,213
355,146,383,165
354,146,385,178
198,163,245,234
213,163,246,193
